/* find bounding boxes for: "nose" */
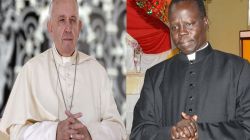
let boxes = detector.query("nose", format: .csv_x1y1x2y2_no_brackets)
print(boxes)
179,25,188,36
65,21,72,32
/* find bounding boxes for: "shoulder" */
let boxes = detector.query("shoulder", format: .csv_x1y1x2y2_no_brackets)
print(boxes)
145,57,175,85
77,51,108,80
147,60,166,74
210,50,250,77
78,51,106,72
21,49,51,71
213,50,248,66
147,55,176,77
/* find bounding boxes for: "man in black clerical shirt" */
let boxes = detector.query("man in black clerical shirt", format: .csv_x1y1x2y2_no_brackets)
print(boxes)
130,0,250,140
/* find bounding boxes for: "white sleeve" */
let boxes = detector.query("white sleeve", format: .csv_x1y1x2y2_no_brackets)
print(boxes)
10,121,58,140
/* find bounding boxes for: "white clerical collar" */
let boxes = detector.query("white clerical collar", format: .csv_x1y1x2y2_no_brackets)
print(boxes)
52,45,78,65
187,42,208,61
62,56,72,64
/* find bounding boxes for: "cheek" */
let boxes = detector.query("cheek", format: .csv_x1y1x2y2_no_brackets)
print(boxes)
52,31,64,42
57,30,66,40
172,34,180,44
73,27,80,35
194,32,203,43
189,31,196,40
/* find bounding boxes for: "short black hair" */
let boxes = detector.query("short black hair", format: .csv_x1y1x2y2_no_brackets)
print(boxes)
168,0,206,18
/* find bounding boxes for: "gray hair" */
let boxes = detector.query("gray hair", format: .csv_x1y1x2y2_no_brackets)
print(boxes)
48,0,79,20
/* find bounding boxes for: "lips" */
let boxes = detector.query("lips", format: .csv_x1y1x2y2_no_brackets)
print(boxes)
63,34,73,41
63,38,73,41
178,40,193,46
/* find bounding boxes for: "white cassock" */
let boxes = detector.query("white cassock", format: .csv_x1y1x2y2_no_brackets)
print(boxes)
0,46,127,140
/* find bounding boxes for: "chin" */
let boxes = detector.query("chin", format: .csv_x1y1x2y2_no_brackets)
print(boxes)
63,44,75,49
177,46,193,54
62,46,75,53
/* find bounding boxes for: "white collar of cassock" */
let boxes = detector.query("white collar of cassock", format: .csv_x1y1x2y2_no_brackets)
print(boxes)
52,45,78,65
187,42,209,61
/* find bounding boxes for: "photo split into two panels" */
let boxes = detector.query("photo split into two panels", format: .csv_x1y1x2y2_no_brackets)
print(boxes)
1,0,250,139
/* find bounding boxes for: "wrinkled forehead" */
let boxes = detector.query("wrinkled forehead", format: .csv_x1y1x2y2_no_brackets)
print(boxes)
49,0,79,19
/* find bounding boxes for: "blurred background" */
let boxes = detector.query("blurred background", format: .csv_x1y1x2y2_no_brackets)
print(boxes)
0,0,126,121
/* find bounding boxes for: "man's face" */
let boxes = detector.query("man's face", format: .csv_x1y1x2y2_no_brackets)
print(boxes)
169,1,208,55
47,0,82,56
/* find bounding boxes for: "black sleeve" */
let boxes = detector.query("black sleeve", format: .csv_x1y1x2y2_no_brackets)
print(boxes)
130,70,171,140
197,62,250,140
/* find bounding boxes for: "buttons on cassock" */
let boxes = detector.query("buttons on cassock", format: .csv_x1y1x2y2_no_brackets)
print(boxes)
189,71,196,75
189,83,195,87
186,69,197,114
189,96,193,100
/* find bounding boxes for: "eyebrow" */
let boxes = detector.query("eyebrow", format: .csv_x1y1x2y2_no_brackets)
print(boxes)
70,16,77,19
57,15,77,19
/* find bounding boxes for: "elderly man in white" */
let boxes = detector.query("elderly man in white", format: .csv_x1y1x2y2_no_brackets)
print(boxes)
0,0,126,139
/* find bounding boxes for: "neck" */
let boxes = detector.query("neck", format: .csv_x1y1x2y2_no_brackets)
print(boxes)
52,46,78,65
186,42,209,61
55,47,75,57
58,50,75,57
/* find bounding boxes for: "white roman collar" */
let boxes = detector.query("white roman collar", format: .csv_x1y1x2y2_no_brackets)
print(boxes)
187,42,209,61
52,45,78,65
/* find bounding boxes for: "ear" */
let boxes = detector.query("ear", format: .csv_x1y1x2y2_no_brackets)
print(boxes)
78,19,83,32
47,19,52,33
203,17,209,30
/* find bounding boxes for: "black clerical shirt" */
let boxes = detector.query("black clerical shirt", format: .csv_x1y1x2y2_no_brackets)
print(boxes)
130,44,250,140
